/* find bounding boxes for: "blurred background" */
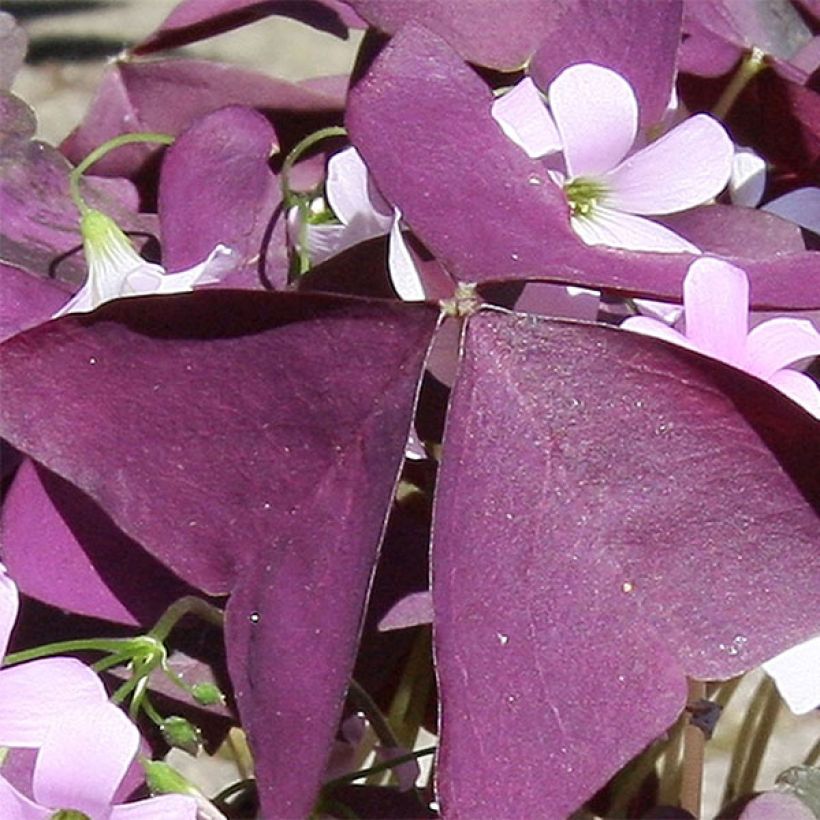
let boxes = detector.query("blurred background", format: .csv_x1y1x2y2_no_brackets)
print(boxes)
4,0,362,144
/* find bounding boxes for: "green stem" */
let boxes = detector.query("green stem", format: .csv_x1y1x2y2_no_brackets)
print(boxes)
280,125,347,206
149,596,224,643
69,132,175,214
732,677,781,800
680,679,707,818
92,650,134,674
323,746,437,790
658,710,687,805
387,627,433,750
348,679,401,751
141,695,165,728
803,737,820,767
720,676,780,808
3,637,132,666
711,47,767,121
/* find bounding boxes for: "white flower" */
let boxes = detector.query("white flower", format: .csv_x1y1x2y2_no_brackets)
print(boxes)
492,64,735,254
291,147,425,301
54,209,234,317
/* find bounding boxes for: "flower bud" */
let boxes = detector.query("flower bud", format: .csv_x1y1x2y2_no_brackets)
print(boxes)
161,716,203,756
191,681,225,706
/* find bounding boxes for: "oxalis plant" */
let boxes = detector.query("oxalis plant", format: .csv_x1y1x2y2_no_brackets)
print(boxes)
1,1,819,818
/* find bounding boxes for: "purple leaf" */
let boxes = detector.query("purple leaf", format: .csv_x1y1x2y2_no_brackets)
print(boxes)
343,0,574,70
158,106,282,288
529,0,682,127
347,25,820,309
60,60,345,180
657,203,807,258
682,0,814,72
0,263,69,343
0,92,154,285
0,291,437,593
1,460,194,626
432,310,819,816
134,0,365,55
0,291,437,816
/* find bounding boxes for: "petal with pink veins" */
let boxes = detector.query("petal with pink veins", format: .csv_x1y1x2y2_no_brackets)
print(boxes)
490,77,561,159
549,63,637,177
745,317,820,379
573,206,700,253
32,702,138,817
604,115,733,215
682,258,748,364
0,660,106,748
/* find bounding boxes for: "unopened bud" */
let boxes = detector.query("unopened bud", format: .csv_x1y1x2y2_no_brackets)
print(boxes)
161,716,202,756
192,681,225,707
142,758,198,796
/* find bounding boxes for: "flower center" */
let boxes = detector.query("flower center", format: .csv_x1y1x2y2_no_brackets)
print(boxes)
51,811,91,820
563,177,607,217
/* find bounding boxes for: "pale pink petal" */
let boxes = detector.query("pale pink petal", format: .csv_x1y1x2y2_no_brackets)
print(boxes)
388,210,425,301
491,77,561,159
762,187,820,235
110,794,198,819
0,659,106,748
729,147,767,208
729,147,766,208
745,317,820,379
605,115,733,215
767,369,820,419
0,563,19,658
302,222,351,264
326,146,373,226
633,298,684,325
621,316,695,351
682,258,749,364
549,63,637,177
33,702,138,816
572,206,701,253
0,775,49,820
762,634,820,714
153,245,235,293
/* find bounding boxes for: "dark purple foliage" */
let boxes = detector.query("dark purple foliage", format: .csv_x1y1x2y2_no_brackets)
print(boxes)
157,105,283,288
347,25,820,309
432,310,819,815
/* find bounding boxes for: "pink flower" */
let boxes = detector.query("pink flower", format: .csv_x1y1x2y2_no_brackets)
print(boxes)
622,258,820,417
0,564,106,749
0,565,197,818
492,64,734,253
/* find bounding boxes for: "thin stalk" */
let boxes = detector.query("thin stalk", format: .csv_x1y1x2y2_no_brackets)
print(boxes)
348,678,401,751
279,125,347,206
69,132,174,213
680,679,707,818
658,709,687,805
803,737,820,767
732,678,781,800
720,676,779,808
710,675,743,711
149,596,224,643
711,47,767,121
607,738,668,816
387,627,433,750
324,746,437,790
3,637,132,666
